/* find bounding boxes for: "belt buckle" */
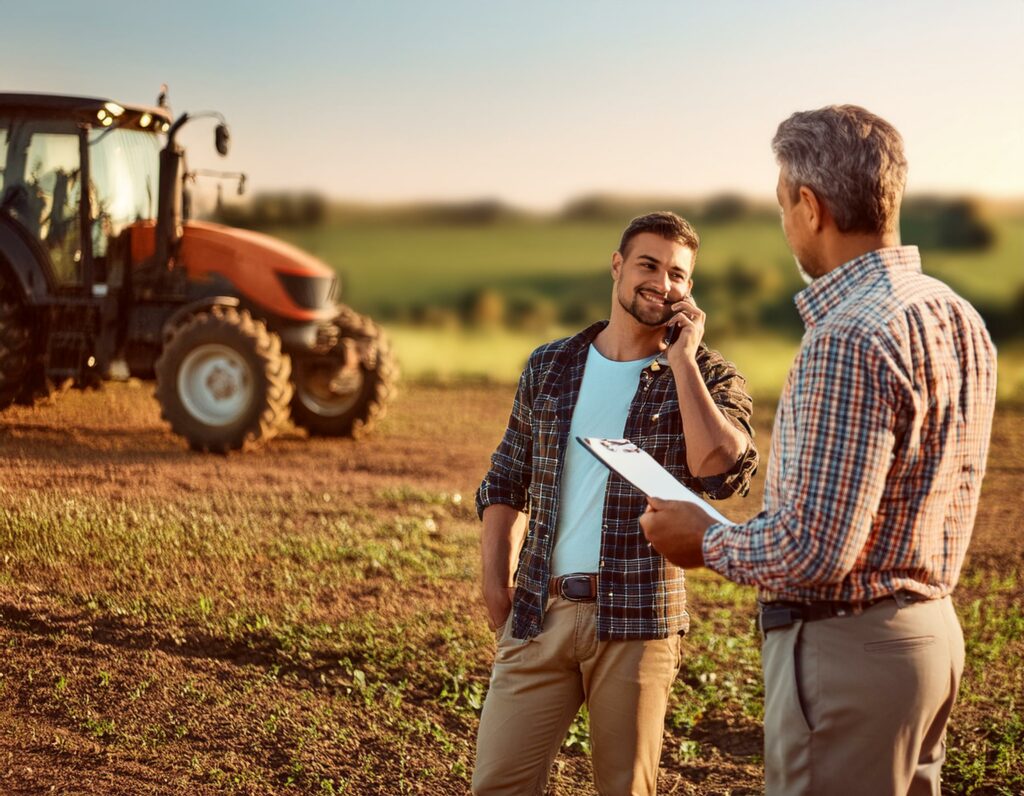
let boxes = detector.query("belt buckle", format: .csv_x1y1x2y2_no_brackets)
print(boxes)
559,574,593,602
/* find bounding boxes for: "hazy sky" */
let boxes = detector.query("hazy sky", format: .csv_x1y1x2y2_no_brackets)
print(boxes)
3,1,1022,209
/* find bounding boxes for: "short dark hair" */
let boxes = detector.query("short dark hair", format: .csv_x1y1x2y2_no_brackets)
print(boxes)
618,211,700,262
772,105,907,235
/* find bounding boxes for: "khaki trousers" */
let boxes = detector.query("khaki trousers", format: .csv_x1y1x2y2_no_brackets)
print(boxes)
762,595,964,796
472,596,682,796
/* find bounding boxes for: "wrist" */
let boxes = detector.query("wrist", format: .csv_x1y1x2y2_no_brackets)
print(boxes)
670,355,702,387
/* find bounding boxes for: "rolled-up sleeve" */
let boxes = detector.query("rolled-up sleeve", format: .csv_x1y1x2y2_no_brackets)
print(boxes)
695,348,758,500
476,364,535,519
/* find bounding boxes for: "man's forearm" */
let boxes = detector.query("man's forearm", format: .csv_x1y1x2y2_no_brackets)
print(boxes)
481,504,528,588
672,359,749,477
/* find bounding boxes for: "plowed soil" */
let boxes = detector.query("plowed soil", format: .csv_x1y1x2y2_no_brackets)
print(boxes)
0,382,1021,794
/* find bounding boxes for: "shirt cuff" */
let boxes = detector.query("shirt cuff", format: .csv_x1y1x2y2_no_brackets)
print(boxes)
699,442,756,499
476,482,527,520
701,521,731,578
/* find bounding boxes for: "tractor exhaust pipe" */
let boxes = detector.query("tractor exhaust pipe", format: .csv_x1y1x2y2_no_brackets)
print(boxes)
155,111,231,268
155,112,189,268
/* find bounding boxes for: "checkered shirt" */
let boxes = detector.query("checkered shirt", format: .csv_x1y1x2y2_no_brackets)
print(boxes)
703,247,998,603
477,321,758,640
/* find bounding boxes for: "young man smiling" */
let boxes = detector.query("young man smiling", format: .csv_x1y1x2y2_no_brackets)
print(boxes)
472,212,758,795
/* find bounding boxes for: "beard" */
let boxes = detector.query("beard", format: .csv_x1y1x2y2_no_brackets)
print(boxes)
618,285,674,327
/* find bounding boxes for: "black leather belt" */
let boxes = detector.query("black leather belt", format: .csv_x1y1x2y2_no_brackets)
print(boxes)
758,590,929,634
549,573,598,602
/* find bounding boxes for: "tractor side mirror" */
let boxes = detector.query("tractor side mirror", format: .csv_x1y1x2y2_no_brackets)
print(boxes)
215,123,230,156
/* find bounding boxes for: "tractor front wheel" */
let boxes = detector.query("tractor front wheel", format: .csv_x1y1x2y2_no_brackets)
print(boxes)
155,306,292,453
290,307,397,438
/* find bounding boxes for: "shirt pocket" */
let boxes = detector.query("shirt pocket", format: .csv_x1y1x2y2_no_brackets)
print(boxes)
532,395,561,442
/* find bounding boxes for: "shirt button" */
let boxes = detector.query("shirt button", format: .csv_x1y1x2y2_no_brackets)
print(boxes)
608,592,613,598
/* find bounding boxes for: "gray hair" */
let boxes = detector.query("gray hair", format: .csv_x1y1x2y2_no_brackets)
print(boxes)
772,105,907,235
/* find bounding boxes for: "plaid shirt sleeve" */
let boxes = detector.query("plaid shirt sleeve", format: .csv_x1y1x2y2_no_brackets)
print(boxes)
692,346,758,500
703,330,894,590
476,363,534,518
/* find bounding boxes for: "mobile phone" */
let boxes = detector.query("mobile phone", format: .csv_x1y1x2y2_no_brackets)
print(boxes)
663,323,681,347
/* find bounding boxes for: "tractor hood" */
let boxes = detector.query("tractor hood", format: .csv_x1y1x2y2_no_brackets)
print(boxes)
131,220,339,322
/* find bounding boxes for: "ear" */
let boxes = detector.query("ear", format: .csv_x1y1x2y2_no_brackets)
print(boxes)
611,250,623,281
798,186,825,232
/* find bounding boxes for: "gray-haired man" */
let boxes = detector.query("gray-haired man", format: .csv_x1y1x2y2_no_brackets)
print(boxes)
641,106,997,794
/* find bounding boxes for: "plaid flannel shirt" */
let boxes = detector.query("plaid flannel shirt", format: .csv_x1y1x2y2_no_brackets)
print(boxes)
703,247,997,603
477,321,758,641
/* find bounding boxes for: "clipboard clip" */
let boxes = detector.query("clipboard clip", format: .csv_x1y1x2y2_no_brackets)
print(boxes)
598,439,640,453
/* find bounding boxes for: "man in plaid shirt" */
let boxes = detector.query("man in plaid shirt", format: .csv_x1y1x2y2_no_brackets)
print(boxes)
642,106,998,795
472,212,758,795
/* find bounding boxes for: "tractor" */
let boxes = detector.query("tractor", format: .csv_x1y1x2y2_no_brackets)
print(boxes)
0,92,396,452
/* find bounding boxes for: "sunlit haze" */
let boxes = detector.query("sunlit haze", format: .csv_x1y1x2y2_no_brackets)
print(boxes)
2,0,1022,209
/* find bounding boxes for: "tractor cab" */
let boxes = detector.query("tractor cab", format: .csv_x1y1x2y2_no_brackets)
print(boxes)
0,94,167,299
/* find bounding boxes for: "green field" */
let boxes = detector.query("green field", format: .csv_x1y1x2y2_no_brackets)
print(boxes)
272,212,1022,403
385,327,1024,405
272,214,1024,323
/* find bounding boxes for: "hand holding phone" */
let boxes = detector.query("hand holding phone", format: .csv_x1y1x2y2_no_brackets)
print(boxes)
662,294,704,355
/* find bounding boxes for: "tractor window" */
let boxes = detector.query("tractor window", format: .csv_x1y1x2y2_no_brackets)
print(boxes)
21,130,83,286
89,129,161,239
88,129,161,284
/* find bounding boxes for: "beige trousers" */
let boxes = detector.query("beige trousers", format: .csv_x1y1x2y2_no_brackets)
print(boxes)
762,595,964,796
472,596,682,796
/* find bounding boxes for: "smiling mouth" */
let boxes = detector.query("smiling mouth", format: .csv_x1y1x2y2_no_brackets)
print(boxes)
637,288,669,305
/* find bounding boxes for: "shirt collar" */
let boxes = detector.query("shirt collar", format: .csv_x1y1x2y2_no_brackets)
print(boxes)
568,320,608,354
794,245,922,328
566,320,686,376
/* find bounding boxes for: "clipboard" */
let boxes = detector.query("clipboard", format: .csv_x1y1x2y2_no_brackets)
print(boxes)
577,437,734,525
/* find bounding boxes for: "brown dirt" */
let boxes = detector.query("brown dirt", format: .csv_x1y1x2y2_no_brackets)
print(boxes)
0,381,1020,794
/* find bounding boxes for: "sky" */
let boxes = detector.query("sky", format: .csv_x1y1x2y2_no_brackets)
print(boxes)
2,0,1022,210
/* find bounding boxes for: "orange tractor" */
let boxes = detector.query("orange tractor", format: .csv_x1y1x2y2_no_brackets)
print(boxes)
0,92,396,451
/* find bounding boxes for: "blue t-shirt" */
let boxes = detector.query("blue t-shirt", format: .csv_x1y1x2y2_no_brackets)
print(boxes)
551,344,649,576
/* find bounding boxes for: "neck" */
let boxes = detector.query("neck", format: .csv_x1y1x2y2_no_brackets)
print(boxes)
594,314,664,362
818,230,901,276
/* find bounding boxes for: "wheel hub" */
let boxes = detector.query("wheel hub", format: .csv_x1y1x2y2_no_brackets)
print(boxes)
206,365,239,401
178,344,254,426
297,359,364,417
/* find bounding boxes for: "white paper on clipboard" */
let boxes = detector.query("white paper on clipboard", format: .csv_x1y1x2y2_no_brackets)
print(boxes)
577,437,734,525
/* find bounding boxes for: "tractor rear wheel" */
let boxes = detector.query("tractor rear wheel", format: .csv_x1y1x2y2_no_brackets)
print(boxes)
155,306,292,453
0,271,33,410
290,307,397,438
